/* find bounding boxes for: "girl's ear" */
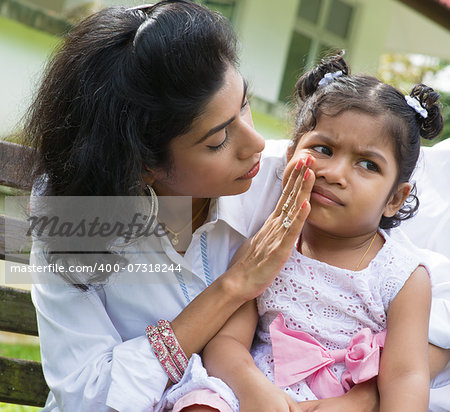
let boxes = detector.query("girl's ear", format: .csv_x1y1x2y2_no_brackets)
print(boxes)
286,143,295,162
383,182,412,218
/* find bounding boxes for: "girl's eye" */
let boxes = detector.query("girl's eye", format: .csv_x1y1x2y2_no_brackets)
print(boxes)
360,159,379,172
207,130,229,152
312,145,332,156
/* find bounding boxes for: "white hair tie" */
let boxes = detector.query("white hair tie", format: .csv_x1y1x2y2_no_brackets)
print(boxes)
405,95,428,119
318,70,343,88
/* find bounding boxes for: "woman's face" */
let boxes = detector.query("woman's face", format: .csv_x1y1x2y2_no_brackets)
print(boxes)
150,66,265,198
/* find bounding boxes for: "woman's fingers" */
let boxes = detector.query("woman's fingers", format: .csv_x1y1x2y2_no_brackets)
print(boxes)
280,163,314,240
275,157,306,215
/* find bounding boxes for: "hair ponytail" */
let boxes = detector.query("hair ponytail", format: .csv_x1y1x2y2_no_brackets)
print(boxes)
408,84,443,141
295,51,349,101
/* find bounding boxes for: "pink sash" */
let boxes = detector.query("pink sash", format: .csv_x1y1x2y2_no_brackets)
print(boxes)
269,313,386,399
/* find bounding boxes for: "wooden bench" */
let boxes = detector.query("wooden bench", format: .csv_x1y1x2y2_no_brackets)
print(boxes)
0,139,49,407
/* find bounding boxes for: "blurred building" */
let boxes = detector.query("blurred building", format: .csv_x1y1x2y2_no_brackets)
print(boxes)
1,0,450,135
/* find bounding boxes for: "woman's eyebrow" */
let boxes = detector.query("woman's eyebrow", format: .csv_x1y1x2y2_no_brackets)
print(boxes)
197,77,248,144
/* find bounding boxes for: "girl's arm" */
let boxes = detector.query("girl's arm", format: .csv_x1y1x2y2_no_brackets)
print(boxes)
378,266,431,412
202,300,299,412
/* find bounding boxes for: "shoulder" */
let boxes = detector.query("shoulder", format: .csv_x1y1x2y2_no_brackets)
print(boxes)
400,140,450,256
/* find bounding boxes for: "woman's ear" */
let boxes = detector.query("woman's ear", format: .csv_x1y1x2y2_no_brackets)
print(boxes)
143,166,157,186
383,182,412,218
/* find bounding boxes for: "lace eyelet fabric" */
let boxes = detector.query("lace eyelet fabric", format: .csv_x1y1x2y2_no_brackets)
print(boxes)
254,230,423,401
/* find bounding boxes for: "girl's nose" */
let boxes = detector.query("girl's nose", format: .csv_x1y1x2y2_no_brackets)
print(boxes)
315,157,348,187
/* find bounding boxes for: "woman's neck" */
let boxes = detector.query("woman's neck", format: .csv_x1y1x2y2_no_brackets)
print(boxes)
299,224,382,271
155,196,210,252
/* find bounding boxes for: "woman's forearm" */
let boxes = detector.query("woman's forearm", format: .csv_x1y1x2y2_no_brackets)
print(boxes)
170,267,247,357
171,161,314,356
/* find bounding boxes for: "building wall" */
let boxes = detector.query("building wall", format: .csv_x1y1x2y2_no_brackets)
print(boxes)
0,16,59,137
234,0,299,104
1,0,449,136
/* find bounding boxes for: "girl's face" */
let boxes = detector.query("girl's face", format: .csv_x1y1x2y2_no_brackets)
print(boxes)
149,66,265,198
285,110,411,237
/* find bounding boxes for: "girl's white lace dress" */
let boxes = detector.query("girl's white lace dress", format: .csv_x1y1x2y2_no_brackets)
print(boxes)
161,230,424,411
252,229,423,402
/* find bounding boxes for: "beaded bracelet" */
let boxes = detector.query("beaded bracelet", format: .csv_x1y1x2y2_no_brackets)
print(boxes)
157,319,189,374
145,325,183,383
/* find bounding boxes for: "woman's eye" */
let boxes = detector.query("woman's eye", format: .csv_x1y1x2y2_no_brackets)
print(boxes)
360,160,379,172
207,131,229,152
312,145,332,156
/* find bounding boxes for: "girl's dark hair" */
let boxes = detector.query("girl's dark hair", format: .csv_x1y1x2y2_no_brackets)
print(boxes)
24,0,238,196
293,52,443,229
23,1,238,288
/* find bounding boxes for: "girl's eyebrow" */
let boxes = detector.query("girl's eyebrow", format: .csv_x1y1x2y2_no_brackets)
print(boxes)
196,78,248,144
308,133,388,164
357,149,388,165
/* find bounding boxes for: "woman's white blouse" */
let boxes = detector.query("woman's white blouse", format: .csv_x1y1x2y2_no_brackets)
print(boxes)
30,139,450,411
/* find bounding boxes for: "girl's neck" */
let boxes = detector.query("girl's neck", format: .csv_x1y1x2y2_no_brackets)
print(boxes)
299,224,382,271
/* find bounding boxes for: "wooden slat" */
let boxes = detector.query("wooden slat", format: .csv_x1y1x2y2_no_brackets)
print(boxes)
0,286,38,336
0,140,34,191
0,357,48,407
0,215,31,264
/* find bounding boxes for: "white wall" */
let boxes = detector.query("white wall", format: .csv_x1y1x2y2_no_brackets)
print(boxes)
0,16,59,137
235,0,299,104
348,0,393,74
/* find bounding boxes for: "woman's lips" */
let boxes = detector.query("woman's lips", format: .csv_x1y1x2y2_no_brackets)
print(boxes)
238,161,260,180
311,186,344,206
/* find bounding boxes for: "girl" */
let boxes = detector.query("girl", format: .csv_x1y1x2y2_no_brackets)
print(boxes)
172,55,444,411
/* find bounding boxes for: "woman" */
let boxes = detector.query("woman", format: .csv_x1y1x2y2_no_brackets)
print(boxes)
24,2,448,411
24,2,317,411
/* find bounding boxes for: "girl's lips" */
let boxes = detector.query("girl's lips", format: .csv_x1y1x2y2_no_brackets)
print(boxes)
238,161,260,180
311,187,344,206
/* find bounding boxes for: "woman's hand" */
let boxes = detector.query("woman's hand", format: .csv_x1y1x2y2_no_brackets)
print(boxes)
171,159,314,366
227,158,315,302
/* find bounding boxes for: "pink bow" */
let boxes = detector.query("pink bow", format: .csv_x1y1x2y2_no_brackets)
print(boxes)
269,313,386,399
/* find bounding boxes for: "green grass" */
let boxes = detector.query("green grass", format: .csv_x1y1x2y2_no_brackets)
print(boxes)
0,404,40,411
251,109,292,141
0,342,41,362
0,343,42,411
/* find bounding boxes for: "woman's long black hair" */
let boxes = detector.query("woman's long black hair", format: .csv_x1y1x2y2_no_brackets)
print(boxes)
24,0,238,196
23,1,239,288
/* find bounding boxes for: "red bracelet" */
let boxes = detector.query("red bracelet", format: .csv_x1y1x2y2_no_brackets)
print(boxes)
145,325,182,383
157,319,189,374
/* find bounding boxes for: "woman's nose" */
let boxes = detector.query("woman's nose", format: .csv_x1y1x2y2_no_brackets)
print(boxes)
237,119,265,159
